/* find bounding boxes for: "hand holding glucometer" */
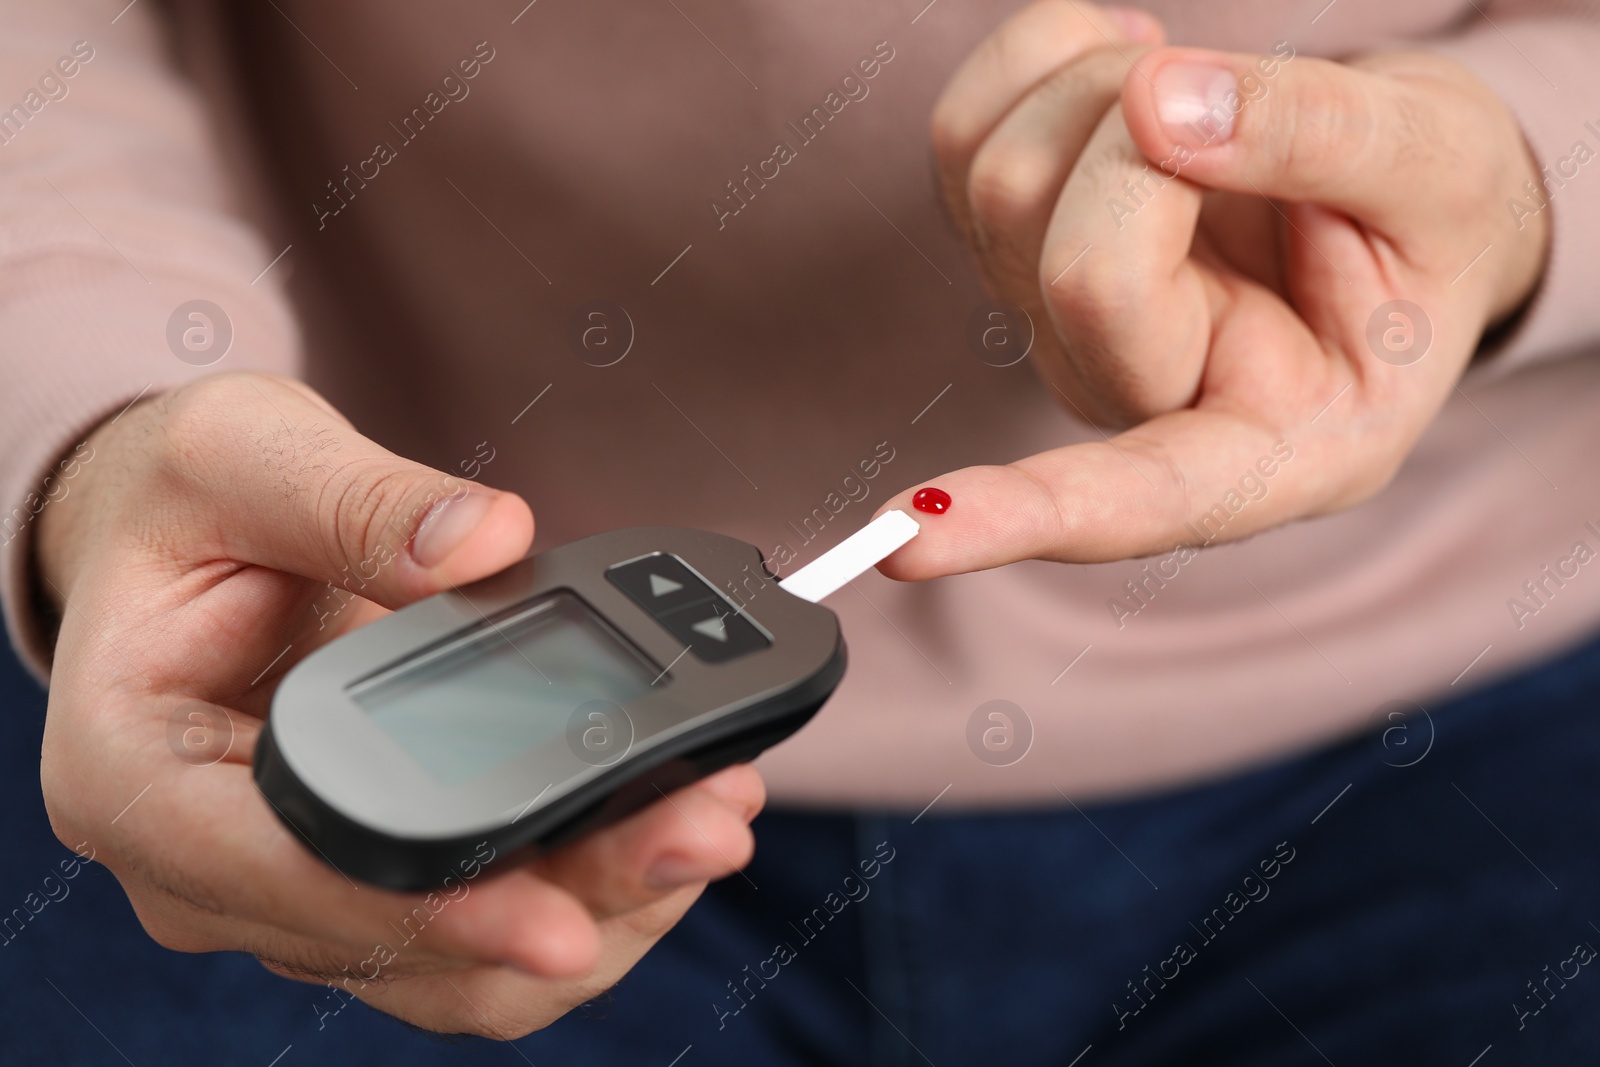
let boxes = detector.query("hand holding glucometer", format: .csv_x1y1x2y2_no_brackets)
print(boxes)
32,373,817,1035
255,510,923,889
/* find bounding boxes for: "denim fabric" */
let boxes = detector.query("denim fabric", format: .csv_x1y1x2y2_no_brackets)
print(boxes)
4,626,1599,1065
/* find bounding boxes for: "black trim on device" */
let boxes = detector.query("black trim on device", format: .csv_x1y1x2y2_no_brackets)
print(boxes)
253,639,846,891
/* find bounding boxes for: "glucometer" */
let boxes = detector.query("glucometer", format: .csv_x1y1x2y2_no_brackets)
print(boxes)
254,511,920,890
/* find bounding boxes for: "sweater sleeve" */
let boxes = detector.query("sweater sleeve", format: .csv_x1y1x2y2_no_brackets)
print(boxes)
0,1,302,681
1417,0,1600,383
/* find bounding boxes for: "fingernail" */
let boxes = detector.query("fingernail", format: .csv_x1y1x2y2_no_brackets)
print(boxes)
1153,61,1237,146
1103,5,1158,43
411,490,496,568
643,855,707,890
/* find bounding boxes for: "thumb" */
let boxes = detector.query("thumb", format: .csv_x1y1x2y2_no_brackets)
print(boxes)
1119,45,1461,237
172,375,534,606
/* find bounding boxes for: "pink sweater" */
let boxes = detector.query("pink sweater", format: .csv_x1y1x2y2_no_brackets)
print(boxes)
4,0,1599,808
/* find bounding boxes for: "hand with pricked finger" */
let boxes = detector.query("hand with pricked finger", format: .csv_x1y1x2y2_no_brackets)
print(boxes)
878,1,1550,577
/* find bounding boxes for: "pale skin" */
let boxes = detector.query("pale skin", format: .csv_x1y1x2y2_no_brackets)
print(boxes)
875,1,1551,578
36,373,765,1038
31,0,1552,1039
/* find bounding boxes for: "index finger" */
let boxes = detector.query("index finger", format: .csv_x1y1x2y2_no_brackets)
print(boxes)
871,399,1345,579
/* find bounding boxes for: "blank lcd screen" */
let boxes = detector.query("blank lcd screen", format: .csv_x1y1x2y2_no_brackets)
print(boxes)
349,592,657,786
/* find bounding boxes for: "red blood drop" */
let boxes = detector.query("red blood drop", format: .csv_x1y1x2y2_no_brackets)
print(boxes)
912,487,952,515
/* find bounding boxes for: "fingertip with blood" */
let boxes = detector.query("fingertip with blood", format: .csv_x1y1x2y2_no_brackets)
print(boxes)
875,467,1044,581
912,487,953,515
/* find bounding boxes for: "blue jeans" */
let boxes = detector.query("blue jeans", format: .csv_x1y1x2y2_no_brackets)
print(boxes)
5,629,1599,1065
522,631,1600,1066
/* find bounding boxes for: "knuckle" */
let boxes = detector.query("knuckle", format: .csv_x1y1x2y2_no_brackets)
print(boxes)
967,140,1054,237
154,371,361,513
1272,74,1376,190
150,372,297,498
1125,435,1194,527
1044,254,1140,341
127,897,211,953
1039,282,1137,422
929,94,973,166
1043,379,1123,430
1063,357,1152,428
932,0,1113,163
150,377,242,487
159,372,263,451
1007,0,1098,68
1394,84,1483,214
1032,46,1134,114
1039,254,1192,425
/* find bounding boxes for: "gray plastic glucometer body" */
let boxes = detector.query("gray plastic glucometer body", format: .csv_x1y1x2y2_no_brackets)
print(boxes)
255,526,844,890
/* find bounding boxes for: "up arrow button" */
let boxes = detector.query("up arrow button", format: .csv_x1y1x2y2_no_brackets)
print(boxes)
606,553,770,662
606,554,710,613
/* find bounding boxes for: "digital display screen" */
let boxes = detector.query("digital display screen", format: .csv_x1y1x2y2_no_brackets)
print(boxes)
349,592,658,785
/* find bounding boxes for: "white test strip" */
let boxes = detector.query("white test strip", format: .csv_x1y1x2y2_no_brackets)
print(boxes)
777,509,921,604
